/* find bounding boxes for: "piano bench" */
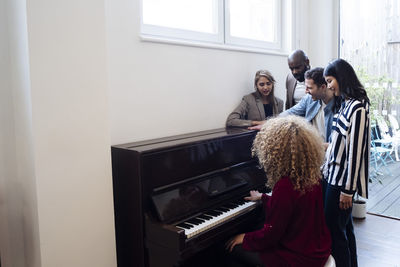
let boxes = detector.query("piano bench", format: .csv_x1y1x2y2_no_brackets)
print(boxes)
324,255,336,267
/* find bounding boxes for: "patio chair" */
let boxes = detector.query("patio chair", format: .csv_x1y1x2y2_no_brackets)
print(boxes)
371,137,395,176
388,114,400,161
373,120,393,151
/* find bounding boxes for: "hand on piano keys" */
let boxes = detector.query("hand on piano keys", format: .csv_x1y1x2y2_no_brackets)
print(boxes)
244,190,263,202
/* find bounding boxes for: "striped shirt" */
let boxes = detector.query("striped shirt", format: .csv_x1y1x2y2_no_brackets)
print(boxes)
323,98,370,198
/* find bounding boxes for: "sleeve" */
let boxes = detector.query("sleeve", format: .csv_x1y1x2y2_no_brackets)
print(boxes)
343,107,368,194
280,95,308,118
285,75,291,110
226,97,252,127
261,192,271,203
242,182,294,251
276,97,284,114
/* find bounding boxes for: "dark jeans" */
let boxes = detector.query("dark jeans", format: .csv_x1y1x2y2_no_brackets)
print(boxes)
322,180,358,267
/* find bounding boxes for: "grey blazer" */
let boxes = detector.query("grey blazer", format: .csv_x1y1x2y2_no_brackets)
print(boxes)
285,73,297,110
226,91,284,127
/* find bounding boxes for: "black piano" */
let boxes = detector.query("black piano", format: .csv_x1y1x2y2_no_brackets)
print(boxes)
111,128,268,267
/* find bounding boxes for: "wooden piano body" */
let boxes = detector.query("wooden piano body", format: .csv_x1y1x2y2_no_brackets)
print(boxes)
111,128,268,267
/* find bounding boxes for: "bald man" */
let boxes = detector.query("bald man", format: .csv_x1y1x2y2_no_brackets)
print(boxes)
286,50,311,109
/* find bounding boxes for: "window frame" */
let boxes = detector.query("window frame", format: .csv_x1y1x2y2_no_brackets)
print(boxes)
140,0,285,52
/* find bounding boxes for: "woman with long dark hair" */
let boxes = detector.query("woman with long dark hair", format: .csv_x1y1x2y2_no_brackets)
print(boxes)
323,59,370,267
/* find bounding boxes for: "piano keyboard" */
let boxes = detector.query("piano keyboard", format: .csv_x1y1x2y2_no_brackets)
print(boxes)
175,199,257,238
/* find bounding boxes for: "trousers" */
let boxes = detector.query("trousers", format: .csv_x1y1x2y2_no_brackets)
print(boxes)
322,179,358,267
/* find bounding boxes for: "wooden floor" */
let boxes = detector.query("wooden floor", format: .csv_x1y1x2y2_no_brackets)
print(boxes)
353,158,400,266
354,215,400,266
368,160,400,219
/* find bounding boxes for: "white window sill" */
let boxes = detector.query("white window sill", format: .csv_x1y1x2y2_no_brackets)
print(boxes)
140,35,289,57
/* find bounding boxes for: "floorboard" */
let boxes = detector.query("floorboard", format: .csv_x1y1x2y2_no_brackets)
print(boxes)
353,159,400,266
354,215,400,267
367,160,400,219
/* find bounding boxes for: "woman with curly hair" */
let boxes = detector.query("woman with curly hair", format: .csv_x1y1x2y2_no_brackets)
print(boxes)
226,116,331,267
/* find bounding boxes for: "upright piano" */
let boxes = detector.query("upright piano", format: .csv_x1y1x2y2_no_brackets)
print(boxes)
111,128,268,267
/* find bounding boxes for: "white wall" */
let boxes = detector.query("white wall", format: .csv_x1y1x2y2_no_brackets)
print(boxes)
106,0,290,145
0,0,39,266
307,0,339,67
26,0,117,266
0,0,117,266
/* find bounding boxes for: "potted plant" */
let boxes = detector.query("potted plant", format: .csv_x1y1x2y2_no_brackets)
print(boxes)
352,194,367,219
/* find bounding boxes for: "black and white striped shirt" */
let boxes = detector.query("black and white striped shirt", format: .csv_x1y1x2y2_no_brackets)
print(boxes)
323,98,370,198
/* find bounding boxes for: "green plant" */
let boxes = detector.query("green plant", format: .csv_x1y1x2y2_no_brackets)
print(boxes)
356,67,400,122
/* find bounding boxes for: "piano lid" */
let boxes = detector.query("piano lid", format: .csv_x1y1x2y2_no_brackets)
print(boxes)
113,128,255,152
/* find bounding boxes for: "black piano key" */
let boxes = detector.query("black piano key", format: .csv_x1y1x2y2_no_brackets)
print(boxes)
194,217,207,222
176,222,194,229
224,203,237,209
216,207,230,212
198,214,213,220
205,210,221,217
204,211,216,217
234,200,245,205
212,210,223,215
187,218,204,225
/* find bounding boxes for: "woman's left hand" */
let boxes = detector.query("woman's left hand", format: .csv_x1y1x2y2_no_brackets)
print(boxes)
251,120,266,126
226,233,245,252
339,194,353,210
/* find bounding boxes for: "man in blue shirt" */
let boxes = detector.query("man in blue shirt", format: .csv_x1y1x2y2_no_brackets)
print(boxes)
250,67,336,143
280,67,336,142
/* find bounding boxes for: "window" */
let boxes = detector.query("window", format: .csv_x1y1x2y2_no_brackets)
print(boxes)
142,0,223,43
141,0,283,51
225,0,280,49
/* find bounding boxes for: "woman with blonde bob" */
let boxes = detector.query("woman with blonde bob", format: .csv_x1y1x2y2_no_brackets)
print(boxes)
226,70,284,128
226,116,331,267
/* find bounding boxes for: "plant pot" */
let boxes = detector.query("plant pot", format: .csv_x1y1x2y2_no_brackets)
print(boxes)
352,200,367,219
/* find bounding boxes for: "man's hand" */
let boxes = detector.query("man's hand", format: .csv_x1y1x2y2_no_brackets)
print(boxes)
339,194,353,210
226,233,245,252
244,190,262,202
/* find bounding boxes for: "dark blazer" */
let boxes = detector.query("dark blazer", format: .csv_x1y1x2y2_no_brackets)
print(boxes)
285,73,297,109
226,91,284,127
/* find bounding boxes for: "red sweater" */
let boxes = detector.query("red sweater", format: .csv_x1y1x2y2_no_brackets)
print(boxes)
242,177,331,267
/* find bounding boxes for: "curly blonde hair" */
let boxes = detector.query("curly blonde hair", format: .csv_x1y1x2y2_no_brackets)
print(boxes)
252,115,325,193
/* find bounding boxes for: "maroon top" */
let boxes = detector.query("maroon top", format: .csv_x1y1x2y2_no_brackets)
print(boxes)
242,176,331,267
